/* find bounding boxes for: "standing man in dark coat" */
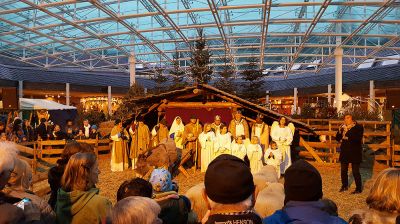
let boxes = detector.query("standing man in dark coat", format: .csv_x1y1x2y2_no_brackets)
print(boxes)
36,118,50,140
336,114,364,194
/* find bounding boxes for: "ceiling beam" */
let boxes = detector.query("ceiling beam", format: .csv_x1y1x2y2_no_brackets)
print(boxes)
88,0,172,63
260,0,272,69
285,0,332,76
316,0,396,73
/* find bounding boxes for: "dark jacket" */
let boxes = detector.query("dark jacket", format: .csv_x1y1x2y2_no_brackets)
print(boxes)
335,123,364,163
207,210,262,224
89,131,101,140
48,164,65,209
49,131,67,140
155,192,191,224
36,123,50,140
263,201,347,224
22,125,34,141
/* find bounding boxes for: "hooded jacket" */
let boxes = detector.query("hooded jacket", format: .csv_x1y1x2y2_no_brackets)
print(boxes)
263,201,347,224
55,188,111,224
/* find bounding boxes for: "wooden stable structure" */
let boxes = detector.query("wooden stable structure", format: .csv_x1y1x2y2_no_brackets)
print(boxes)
298,119,397,168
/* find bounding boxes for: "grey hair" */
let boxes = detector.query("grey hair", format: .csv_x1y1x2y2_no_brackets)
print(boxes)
110,196,161,224
208,195,253,211
0,142,18,173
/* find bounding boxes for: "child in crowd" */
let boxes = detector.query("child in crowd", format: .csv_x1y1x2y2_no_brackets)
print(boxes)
231,135,247,160
264,141,283,178
247,136,263,173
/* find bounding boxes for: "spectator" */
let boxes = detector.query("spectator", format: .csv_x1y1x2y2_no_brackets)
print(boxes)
56,152,111,224
48,142,94,209
50,124,67,140
349,168,400,224
4,156,56,223
0,142,41,223
75,129,87,140
65,119,76,140
263,160,347,224
0,133,7,141
117,178,153,201
80,119,91,139
89,125,101,139
22,119,34,142
36,118,50,140
149,168,192,224
202,154,262,224
109,196,162,224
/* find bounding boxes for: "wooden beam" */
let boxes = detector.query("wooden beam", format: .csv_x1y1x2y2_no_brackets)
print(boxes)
300,137,324,163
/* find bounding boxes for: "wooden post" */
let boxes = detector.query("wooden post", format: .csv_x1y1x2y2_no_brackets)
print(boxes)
328,121,333,163
386,123,391,166
300,137,324,163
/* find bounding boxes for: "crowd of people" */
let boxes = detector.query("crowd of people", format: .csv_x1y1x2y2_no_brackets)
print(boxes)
0,140,399,224
110,111,296,176
0,116,102,143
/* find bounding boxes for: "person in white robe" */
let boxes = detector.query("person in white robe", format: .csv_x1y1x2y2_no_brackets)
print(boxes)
270,117,294,174
231,135,247,160
213,124,231,159
264,141,283,178
199,123,215,173
110,119,130,172
211,115,223,135
168,116,185,149
247,136,263,173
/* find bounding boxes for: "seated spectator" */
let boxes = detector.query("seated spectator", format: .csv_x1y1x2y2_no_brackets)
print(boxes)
349,168,400,224
109,196,162,224
4,156,56,223
149,168,192,224
48,142,94,209
263,160,347,224
202,154,262,224
0,142,40,223
65,119,76,140
117,177,153,201
56,152,111,224
75,129,87,140
50,124,67,140
89,125,102,139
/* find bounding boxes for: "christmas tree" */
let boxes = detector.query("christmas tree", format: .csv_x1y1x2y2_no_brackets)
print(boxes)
240,58,264,102
169,50,188,90
150,66,168,94
214,57,236,93
190,29,213,84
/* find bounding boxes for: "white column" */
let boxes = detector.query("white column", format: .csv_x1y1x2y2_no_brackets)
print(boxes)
18,81,23,115
328,84,332,106
334,47,343,112
66,83,70,106
129,53,136,86
293,88,298,115
108,86,112,116
369,80,375,112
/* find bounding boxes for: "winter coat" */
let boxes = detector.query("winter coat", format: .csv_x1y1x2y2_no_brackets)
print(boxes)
263,201,347,224
154,191,192,224
335,123,364,163
55,188,111,224
47,164,65,209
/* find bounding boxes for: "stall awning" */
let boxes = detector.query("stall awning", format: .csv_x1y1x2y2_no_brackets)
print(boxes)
19,98,76,110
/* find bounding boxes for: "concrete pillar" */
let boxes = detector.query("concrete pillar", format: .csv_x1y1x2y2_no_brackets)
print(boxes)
328,84,332,106
129,53,135,86
293,88,298,115
108,86,112,116
18,80,23,98
334,47,343,112
369,80,375,112
66,83,70,106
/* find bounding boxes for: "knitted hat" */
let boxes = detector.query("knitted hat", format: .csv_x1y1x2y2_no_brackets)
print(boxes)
284,160,323,204
91,125,98,130
149,168,173,192
205,154,255,204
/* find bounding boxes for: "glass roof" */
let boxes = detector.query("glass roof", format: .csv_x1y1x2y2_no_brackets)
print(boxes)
0,0,399,77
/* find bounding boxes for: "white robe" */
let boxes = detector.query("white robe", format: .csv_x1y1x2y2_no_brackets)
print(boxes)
231,141,247,160
169,117,185,149
199,131,215,173
264,147,283,178
213,133,232,158
270,126,293,174
247,143,263,173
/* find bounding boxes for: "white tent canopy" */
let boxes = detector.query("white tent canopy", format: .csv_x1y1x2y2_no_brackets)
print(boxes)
19,98,76,110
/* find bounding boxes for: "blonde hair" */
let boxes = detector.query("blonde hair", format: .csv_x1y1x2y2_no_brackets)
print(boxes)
61,152,97,192
0,142,18,174
366,168,400,213
110,196,161,224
